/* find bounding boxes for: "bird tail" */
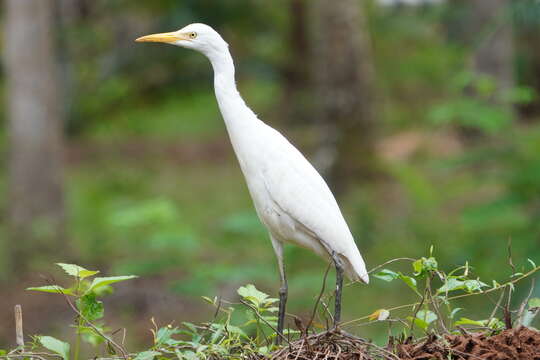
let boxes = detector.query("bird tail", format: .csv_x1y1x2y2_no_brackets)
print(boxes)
341,249,369,284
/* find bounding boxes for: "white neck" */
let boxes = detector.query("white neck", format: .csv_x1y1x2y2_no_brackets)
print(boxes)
208,49,235,83
207,49,257,138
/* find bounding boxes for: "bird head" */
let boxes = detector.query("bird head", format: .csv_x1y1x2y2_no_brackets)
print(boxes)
135,23,228,57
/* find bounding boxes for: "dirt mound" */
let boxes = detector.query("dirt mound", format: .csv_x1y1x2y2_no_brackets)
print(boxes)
396,326,540,360
267,327,540,360
269,330,395,360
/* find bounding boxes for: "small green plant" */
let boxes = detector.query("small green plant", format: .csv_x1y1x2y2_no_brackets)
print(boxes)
2,255,538,360
237,284,279,343
27,263,137,360
144,284,284,359
356,248,540,338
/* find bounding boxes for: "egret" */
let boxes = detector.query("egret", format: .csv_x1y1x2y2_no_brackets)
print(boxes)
136,23,369,341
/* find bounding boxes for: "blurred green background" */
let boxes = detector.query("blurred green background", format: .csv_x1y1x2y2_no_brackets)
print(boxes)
1,0,539,349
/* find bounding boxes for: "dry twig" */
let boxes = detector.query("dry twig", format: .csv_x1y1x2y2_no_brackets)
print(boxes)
14,305,24,349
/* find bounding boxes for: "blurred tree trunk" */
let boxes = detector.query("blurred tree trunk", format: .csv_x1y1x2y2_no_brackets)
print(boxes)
462,0,515,140
471,0,514,100
4,0,66,275
281,0,311,125
312,0,377,194
513,2,540,120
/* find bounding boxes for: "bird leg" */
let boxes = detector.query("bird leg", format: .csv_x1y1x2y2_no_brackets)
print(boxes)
270,236,287,345
277,273,288,345
329,251,344,327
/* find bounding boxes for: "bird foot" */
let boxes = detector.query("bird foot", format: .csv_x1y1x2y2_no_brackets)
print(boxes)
329,323,342,334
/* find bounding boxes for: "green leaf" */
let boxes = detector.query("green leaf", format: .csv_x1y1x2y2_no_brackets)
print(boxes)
76,294,104,321
413,257,438,276
528,258,537,269
454,317,485,327
463,280,488,293
486,318,505,330
182,322,198,334
237,284,269,307
412,259,423,275
56,263,99,279
398,273,418,293
91,284,114,297
437,277,465,294
133,351,161,360
373,269,399,282
178,350,197,360
201,296,216,305
155,326,181,346
423,257,438,271
77,326,105,346
38,336,70,360
416,310,437,325
262,315,278,322
87,275,137,293
210,323,247,338
528,298,540,309
407,316,429,331
450,308,463,319
27,286,75,296
454,317,503,330
208,324,223,343
225,324,248,338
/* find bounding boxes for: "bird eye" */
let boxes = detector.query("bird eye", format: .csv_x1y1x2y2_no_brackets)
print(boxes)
189,32,197,39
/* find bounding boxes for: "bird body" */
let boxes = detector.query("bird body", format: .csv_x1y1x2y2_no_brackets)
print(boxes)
235,121,368,283
206,26,368,284
136,23,369,337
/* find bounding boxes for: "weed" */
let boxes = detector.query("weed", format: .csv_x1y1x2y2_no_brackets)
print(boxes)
1,252,538,360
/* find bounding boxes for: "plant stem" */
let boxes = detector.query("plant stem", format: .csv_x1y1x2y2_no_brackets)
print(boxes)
59,291,129,359
342,265,540,328
74,316,83,360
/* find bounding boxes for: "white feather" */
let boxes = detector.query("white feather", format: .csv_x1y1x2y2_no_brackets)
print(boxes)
168,23,369,284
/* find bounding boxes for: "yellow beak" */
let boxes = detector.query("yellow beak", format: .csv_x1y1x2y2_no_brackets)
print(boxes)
135,32,186,43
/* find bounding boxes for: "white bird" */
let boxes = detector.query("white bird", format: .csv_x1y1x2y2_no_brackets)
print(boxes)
136,23,369,341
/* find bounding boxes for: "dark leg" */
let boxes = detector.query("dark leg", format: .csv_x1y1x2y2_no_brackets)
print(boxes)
277,273,288,344
330,251,344,327
270,236,287,345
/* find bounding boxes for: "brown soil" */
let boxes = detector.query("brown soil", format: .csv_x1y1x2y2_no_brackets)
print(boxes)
269,330,395,360
268,327,540,360
396,326,540,360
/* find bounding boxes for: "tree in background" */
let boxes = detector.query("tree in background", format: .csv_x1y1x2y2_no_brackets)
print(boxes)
513,0,540,119
440,0,515,141
470,0,514,105
312,0,377,194
4,0,66,274
447,0,515,141
280,0,311,125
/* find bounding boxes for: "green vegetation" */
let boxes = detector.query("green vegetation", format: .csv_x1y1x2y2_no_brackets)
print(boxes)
27,263,137,360
2,0,540,351
1,254,538,359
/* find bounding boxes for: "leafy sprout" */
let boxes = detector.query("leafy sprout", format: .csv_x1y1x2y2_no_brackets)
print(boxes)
5,255,539,360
